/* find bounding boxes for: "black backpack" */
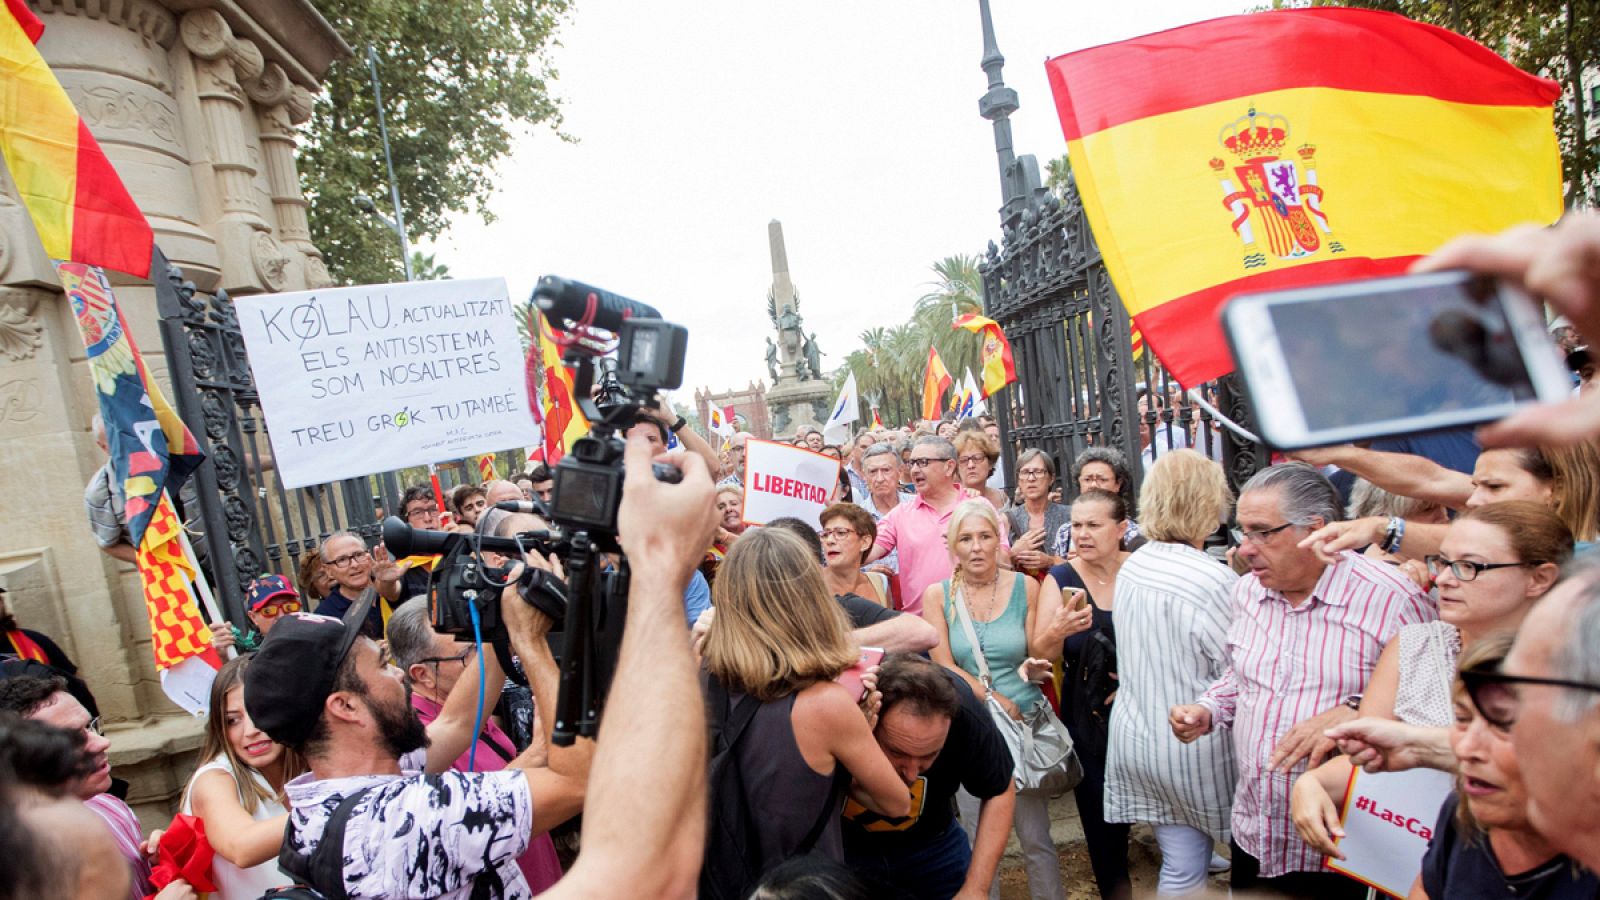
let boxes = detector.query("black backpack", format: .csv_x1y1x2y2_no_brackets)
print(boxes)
698,677,843,900
264,785,377,900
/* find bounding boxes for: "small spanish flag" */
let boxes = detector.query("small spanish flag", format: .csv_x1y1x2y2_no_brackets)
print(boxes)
921,346,953,421
953,314,1018,398
1046,8,1562,388
0,0,153,276
538,314,588,463
870,407,884,429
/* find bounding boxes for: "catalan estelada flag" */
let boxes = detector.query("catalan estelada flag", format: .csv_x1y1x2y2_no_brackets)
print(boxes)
954,314,1018,397
537,313,588,463
922,346,953,420
1046,8,1562,388
0,1,153,277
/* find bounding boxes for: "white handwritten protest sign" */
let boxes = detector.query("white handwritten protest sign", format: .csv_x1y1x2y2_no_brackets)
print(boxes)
742,439,841,528
1326,766,1454,898
235,278,539,489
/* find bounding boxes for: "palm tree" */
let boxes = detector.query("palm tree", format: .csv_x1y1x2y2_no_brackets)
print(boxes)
915,255,986,401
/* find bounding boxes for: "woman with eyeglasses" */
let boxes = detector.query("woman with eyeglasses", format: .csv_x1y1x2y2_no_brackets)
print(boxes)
952,430,1009,512
1409,634,1600,900
818,503,889,606
180,655,306,897
1070,448,1145,552
1291,501,1571,859
1005,449,1071,579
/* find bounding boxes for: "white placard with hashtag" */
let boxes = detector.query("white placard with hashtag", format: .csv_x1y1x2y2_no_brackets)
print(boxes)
1326,766,1454,897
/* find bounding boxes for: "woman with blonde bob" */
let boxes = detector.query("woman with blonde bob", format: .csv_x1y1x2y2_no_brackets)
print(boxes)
1102,450,1238,896
701,527,909,893
924,499,1079,900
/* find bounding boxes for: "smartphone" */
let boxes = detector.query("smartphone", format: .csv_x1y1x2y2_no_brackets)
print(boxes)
836,646,886,701
1066,588,1087,612
1222,271,1571,449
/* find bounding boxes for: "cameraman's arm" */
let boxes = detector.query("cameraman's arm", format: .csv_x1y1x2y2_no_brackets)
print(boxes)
549,433,715,900
498,573,593,835
423,640,507,774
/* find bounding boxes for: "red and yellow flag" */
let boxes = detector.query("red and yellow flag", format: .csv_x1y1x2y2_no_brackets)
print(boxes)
476,453,497,482
1045,8,1562,388
537,313,588,463
138,494,218,671
0,1,153,276
870,407,884,429
953,314,1018,398
921,346,953,420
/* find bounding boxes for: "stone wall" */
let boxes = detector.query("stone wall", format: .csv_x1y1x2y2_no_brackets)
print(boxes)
0,0,346,830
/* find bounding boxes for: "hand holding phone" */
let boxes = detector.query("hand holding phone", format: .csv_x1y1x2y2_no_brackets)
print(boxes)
836,646,885,702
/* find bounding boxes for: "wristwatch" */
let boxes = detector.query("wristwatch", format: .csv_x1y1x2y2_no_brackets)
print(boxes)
670,416,687,433
1342,693,1363,711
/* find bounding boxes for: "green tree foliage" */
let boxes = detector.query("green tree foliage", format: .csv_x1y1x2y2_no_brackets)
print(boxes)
410,250,451,280
1269,0,1600,208
303,0,571,285
834,255,986,427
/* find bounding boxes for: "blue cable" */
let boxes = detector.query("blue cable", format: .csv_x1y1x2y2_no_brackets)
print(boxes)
467,597,486,772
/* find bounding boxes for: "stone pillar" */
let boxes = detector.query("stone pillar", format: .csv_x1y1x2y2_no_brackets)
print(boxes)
254,77,332,288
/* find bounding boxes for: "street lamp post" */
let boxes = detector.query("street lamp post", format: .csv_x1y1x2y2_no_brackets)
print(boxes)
361,45,415,282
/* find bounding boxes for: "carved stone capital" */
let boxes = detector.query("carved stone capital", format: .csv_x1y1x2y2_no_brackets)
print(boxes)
302,253,333,289
229,37,265,82
180,9,232,60
251,232,292,291
245,62,292,108
286,86,315,125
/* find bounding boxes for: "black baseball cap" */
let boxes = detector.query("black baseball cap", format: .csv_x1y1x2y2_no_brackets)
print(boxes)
243,593,373,748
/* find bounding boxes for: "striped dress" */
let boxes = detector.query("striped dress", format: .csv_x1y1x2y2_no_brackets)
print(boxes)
1103,541,1239,841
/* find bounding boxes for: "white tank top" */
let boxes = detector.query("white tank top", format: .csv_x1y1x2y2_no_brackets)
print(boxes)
180,754,291,899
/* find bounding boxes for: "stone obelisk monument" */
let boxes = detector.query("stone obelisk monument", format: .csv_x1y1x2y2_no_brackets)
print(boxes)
762,220,831,437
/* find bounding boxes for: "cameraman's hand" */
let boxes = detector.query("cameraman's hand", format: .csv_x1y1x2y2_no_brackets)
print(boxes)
500,558,557,638
618,432,717,590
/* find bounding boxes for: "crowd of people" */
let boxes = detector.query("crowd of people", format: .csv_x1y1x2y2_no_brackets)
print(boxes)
2,218,1600,900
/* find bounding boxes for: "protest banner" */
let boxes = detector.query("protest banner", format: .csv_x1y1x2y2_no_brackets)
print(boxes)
235,278,539,489
742,438,842,528
1326,765,1455,897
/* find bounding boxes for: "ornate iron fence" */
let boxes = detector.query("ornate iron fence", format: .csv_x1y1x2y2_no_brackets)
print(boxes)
974,1,1265,500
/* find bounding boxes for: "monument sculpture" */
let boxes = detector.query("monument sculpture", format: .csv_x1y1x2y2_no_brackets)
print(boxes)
761,220,832,437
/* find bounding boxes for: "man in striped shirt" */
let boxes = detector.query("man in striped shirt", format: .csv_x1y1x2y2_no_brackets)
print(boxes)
1170,463,1434,898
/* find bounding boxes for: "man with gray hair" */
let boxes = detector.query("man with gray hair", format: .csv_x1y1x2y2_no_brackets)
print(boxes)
1489,555,1600,872
1170,462,1433,896
866,436,1007,616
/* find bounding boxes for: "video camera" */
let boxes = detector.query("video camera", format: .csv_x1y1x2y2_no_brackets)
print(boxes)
383,275,688,746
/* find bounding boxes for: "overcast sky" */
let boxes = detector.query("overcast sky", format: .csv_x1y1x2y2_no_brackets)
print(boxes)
430,1,1245,407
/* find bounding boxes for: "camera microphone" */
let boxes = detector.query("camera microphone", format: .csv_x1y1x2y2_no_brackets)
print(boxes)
494,500,551,517
533,275,662,333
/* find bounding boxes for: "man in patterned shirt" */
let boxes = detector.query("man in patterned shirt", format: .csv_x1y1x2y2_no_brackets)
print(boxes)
1170,463,1434,898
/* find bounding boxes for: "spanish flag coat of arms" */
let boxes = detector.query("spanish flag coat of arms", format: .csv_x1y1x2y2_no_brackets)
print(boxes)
1046,8,1563,388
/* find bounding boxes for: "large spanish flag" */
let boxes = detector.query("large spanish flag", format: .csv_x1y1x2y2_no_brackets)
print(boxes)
1046,8,1562,388
0,0,153,277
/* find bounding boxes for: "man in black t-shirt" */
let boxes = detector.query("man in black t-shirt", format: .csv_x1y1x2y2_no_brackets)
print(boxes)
843,653,1015,900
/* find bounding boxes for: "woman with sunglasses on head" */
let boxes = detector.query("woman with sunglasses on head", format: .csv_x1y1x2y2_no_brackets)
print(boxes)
1292,502,1571,859
1409,634,1600,899
180,654,306,898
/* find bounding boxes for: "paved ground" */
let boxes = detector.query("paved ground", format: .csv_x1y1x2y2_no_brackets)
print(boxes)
994,792,1232,899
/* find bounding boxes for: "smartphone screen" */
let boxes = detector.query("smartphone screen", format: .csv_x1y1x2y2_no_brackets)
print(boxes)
1225,272,1570,448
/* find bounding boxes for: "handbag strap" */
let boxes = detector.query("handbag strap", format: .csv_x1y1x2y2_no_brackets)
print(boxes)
948,579,994,689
